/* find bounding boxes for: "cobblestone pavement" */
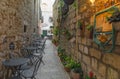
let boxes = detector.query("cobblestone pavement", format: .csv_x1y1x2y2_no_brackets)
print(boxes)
36,40,70,79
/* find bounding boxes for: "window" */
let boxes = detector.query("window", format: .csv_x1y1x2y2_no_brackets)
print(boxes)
24,25,27,32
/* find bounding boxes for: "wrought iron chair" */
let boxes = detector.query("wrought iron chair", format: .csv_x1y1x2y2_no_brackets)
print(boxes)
20,55,43,79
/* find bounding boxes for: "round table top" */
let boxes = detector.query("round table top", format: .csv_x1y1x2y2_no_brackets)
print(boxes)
2,58,29,67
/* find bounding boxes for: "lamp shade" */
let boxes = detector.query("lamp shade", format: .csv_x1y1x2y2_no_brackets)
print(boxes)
63,0,74,5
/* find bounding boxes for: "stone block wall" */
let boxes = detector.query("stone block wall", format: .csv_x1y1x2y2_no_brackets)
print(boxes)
0,0,39,78
59,0,120,79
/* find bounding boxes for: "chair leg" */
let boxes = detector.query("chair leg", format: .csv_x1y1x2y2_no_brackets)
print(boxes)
41,60,45,65
31,76,36,79
25,77,27,79
42,50,45,54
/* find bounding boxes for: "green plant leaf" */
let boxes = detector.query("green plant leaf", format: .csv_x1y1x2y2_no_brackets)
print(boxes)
86,24,93,31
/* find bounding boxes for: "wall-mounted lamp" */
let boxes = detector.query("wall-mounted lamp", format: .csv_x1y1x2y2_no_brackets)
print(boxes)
90,0,95,6
9,42,15,50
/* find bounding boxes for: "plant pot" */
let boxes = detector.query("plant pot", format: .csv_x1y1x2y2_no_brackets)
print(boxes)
55,43,58,46
70,68,83,79
71,71,80,79
64,67,71,72
63,0,74,5
60,57,64,62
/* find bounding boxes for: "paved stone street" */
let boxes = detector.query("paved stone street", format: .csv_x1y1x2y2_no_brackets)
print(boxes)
36,40,70,79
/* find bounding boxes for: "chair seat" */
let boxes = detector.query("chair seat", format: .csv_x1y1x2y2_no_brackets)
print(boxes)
21,66,37,78
20,55,42,78
20,63,32,70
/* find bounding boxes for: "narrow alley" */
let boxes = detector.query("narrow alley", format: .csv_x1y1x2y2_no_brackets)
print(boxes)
0,0,120,79
36,40,70,79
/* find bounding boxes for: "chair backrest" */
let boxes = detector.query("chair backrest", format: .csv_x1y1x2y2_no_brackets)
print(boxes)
20,48,28,57
32,55,43,76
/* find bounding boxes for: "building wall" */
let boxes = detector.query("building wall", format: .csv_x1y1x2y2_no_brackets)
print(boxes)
0,0,41,78
54,0,120,79
53,0,60,27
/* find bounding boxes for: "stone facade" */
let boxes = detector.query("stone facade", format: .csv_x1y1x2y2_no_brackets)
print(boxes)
53,0,120,79
53,0,60,27
0,0,41,78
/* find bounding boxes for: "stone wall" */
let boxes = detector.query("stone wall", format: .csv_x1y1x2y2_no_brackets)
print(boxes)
53,0,60,27
0,0,39,78
58,0,120,79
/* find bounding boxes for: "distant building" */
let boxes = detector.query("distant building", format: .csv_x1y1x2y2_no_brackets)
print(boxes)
40,0,54,37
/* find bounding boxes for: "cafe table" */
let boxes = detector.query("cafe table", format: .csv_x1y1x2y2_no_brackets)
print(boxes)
2,57,29,76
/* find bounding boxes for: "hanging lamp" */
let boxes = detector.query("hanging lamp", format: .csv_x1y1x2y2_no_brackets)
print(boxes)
63,0,74,5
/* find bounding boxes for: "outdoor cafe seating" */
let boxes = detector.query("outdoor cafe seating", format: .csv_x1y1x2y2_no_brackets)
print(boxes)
2,37,46,79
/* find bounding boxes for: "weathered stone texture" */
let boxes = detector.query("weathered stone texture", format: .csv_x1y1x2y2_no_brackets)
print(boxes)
79,44,84,52
98,63,106,78
0,0,38,78
107,67,119,79
82,55,90,66
103,53,120,70
89,48,101,59
91,58,98,70
54,0,120,79
81,38,87,45
83,46,89,54
86,39,93,46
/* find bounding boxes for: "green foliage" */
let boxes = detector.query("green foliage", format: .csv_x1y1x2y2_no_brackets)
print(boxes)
53,27,59,36
72,62,82,73
86,24,93,31
52,38,59,46
78,20,83,29
60,0,64,7
61,28,72,40
64,29,72,40
72,0,78,9
58,47,82,71
71,62,81,69
108,7,120,15
57,46,67,62
64,57,81,70
57,46,64,53
64,57,73,68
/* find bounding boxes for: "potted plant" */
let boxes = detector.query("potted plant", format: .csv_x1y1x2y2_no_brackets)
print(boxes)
63,57,72,72
64,63,72,72
70,62,83,79
85,71,97,79
57,47,66,62
52,39,59,46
